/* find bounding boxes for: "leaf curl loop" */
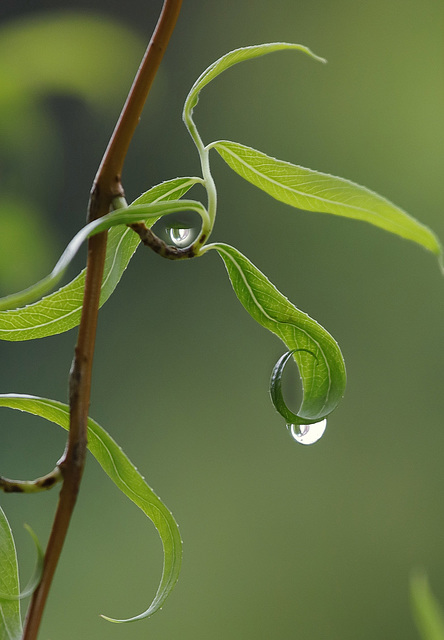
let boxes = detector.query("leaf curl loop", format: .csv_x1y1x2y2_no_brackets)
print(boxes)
270,348,322,425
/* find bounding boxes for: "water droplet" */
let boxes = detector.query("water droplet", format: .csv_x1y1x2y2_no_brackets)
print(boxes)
169,227,192,247
287,419,327,445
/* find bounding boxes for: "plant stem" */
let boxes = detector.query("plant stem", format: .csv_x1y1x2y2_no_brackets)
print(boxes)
0,467,62,493
22,2,183,638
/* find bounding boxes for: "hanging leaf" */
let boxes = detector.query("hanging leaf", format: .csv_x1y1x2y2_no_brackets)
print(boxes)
207,243,346,423
211,140,441,258
0,394,182,623
0,507,22,640
0,177,201,341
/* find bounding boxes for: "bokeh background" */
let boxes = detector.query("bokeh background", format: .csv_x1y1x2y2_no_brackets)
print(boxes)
1,1,443,638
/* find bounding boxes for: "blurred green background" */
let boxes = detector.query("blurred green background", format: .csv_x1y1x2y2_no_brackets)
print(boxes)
1,1,444,638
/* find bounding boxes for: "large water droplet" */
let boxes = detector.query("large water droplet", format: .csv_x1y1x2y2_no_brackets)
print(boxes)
287,419,327,445
169,227,192,248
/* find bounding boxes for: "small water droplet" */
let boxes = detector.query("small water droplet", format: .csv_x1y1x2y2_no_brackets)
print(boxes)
287,419,327,445
169,227,192,247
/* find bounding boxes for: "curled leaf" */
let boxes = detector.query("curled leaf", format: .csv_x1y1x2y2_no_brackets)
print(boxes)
0,178,200,341
183,42,325,125
0,394,182,623
206,243,346,423
211,140,442,259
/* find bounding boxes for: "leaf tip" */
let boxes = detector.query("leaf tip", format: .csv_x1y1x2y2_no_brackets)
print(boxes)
100,613,121,624
100,611,150,624
304,46,327,65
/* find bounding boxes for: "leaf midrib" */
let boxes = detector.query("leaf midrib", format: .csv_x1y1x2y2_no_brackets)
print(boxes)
215,142,419,236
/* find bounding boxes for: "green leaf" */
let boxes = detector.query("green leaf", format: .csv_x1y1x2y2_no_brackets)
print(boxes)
207,243,346,423
0,394,182,623
212,140,442,258
0,178,201,341
411,571,444,640
183,43,325,124
0,507,22,640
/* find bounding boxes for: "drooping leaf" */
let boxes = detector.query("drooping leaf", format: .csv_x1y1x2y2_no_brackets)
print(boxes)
411,571,444,640
207,243,346,423
0,394,182,623
0,507,22,640
183,42,325,125
212,140,442,258
0,178,201,341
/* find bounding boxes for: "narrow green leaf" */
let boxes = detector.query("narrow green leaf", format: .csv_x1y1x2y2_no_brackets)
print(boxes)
212,140,442,258
0,178,200,341
411,571,444,640
0,394,182,623
0,507,22,640
183,43,325,124
207,243,346,422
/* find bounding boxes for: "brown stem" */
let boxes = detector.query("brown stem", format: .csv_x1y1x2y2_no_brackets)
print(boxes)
22,2,183,638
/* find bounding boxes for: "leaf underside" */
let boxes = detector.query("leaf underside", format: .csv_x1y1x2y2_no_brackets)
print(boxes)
0,395,182,623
